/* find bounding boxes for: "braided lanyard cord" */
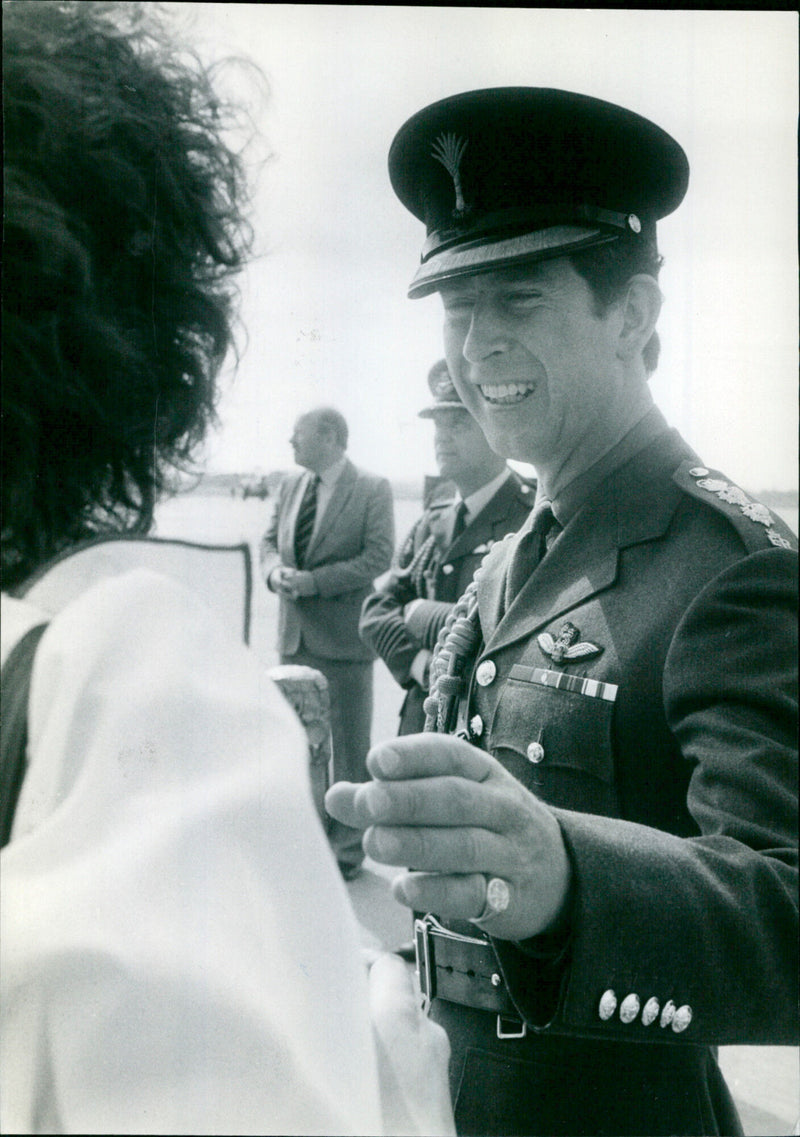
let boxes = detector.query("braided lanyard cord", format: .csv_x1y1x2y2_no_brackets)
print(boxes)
423,577,482,735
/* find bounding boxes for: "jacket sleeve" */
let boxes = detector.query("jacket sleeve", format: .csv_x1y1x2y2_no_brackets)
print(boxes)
258,480,287,585
311,477,395,599
360,517,429,688
403,599,457,651
494,546,798,1046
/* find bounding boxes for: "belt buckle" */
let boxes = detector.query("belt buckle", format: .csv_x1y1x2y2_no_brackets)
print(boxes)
496,1014,527,1040
414,917,435,1013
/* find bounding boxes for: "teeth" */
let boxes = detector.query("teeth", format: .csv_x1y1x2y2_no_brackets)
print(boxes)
479,383,534,403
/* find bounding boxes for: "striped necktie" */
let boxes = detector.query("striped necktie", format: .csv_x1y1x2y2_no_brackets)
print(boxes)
294,474,319,568
503,501,557,611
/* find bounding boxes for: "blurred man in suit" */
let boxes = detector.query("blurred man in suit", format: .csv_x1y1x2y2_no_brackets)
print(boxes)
260,407,394,878
361,361,533,734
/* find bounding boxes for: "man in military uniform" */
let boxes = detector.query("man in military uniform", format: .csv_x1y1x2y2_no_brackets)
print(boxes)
327,88,798,1136
360,359,533,735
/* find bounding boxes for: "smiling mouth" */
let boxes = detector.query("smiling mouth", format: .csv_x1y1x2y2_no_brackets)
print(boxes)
478,382,536,405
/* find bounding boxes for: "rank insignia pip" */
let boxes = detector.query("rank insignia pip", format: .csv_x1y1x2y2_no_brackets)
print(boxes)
690,469,777,529
537,621,603,666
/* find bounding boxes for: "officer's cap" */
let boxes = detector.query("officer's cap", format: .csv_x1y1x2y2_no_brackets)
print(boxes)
388,87,689,299
418,359,467,418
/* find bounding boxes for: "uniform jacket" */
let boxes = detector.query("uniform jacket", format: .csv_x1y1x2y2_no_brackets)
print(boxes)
260,460,394,662
434,428,798,1136
360,473,534,732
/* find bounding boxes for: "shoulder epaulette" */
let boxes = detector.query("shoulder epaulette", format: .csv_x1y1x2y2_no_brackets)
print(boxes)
674,460,797,552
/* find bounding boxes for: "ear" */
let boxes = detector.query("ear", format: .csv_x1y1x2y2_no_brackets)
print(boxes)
615,275,662,362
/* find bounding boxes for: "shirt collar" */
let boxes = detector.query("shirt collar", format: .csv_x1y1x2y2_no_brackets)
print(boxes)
316,455,348,489
549,405,670,526
458,468,510,520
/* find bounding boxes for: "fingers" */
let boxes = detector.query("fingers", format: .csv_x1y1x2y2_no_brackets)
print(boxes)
327,736,504,829
324,780,361,827
365,823,510,876
367,734,495,783
390,871,490,922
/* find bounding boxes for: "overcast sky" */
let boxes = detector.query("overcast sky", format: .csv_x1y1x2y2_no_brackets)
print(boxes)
171,6,797,493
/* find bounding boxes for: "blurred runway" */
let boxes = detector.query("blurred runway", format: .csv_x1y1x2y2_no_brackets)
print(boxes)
153,488,799,1137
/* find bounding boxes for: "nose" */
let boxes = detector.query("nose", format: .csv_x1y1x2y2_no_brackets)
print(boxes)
462,297,508,365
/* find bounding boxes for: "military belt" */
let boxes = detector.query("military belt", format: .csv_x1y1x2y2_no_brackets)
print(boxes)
414,915,527,1038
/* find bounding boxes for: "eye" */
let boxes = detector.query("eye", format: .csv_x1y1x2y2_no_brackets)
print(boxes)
503,290,542,309
440,291,475,315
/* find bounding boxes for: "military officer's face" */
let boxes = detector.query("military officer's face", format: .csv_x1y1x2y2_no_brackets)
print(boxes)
439,257,626,471
431,409,497,485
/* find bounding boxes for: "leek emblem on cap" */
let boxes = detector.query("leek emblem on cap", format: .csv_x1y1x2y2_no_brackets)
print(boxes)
431,132,470,220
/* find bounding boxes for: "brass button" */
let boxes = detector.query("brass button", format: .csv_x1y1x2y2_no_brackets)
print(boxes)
689,466,709,477
470,715,484,738
442,563,454,575
642,997,660,1026
476,660,496,686
526,741,545,763
598,990,617,1020
672,1005,693,1033
660,1000,676,1028
619,993,640,1024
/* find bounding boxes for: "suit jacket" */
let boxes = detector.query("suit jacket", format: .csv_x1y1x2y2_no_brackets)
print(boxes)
432,428,798,1135
260,460,394,662
360,472,534,732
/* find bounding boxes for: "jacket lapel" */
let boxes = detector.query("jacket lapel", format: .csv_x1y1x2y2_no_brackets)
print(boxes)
304,460,357,562
446,477,533,561
283,474,308,567
480,434,689,653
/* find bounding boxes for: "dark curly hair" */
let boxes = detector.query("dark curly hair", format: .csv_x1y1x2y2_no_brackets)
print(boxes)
2,1,253,588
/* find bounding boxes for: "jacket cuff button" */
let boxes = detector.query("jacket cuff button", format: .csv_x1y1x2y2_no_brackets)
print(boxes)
641,997,660,1026
671,1005,693,1033
598,990,617,1020
619,993,640,1024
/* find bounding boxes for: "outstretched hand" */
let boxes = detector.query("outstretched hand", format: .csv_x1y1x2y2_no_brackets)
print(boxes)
326,733,572,942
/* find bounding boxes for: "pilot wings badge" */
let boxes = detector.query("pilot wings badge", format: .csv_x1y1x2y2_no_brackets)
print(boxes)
537,621,603,666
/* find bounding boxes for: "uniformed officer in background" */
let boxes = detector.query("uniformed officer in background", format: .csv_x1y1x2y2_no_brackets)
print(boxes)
327,88,798,1136
360,359,533,736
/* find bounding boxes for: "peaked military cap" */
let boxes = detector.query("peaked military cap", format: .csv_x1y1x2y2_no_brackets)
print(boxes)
388,87,690,298
418,359,467,418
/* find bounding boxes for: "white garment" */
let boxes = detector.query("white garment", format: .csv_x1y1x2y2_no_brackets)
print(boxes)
0,569,382,1136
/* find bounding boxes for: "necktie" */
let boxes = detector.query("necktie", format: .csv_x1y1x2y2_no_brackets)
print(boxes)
450,500,468,543
294,474,319,568
503,501,557,611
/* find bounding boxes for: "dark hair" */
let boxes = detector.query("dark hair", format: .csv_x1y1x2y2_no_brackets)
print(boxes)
303,408,349,450
2,1,253,588
568,231,663,374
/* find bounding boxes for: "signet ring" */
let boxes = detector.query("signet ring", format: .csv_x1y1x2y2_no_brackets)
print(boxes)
470,876,511,925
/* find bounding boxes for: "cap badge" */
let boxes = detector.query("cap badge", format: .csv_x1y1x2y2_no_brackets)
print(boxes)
431,132,471,221
430,369,458,399
538,622,602,666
